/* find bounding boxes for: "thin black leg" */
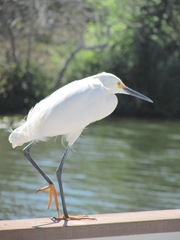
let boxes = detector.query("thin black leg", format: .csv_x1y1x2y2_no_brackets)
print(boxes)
23,141,53,185
56,147,70,218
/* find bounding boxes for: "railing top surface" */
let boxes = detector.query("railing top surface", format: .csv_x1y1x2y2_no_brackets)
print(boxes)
1,210,180,240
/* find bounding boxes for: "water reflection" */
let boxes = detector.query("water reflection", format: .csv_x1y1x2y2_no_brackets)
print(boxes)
0,117,180,220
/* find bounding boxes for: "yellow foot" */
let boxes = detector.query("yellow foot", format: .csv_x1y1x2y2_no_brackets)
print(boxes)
52,215,96,221
37,184,60,216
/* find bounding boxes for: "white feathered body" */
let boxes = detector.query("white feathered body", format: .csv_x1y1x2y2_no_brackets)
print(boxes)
9,73,118,148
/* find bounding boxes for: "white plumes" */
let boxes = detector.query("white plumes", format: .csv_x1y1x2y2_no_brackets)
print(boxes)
9,124,29,148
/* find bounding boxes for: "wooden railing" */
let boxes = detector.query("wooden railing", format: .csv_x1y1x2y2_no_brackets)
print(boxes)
1,210,180,240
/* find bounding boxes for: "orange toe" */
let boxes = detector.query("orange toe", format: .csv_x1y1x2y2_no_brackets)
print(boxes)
52,215,96,221
37,184,60,216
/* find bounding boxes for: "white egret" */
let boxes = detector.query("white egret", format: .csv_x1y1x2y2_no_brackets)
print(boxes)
9,72,153,220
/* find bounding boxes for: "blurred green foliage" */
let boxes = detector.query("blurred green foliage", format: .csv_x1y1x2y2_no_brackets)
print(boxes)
0,63,51,114
0,0,179,117
69,0,180,118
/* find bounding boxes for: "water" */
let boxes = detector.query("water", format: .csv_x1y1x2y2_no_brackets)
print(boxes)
0,117,180,220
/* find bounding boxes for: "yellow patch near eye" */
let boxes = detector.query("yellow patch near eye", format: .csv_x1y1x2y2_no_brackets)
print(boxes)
117,82,125,88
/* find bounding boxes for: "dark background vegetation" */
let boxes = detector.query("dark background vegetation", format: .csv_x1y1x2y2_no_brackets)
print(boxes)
0,0,179,118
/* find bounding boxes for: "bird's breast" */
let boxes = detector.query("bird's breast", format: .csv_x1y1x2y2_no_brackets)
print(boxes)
90,92,118,122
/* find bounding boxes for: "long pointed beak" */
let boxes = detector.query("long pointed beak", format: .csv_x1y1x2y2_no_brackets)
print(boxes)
123,86,153,103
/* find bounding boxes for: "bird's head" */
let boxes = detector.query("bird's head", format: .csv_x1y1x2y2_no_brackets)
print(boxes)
98,72,153,103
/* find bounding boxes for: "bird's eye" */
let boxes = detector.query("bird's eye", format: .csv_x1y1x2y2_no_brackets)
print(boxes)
117,82,125,88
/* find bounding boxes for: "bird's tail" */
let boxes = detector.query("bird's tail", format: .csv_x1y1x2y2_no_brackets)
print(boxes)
9,125,29,148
